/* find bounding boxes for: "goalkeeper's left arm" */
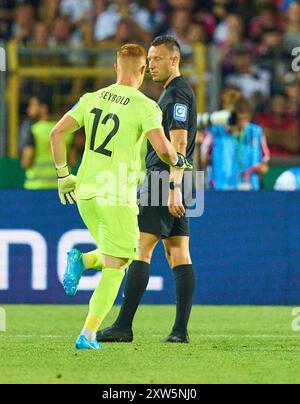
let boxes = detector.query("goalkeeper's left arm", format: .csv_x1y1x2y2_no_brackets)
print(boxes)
50,114,80,205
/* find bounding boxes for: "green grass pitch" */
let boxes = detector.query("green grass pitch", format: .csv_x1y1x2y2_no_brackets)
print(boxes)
0,305,300,384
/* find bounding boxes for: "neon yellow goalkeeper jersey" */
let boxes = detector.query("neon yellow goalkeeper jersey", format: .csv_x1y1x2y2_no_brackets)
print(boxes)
67,83,163,203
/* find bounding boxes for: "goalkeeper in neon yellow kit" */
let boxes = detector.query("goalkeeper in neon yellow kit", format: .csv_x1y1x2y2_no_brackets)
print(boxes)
50,44,192,350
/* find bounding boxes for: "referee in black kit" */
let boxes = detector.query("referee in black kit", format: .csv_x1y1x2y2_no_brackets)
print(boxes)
97,36,198,343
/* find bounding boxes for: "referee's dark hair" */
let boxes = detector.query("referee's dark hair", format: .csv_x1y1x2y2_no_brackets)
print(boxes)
150,36,181,55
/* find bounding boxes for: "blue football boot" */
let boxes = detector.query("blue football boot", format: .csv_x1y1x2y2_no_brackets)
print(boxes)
63,249,85,296
75,335,103,350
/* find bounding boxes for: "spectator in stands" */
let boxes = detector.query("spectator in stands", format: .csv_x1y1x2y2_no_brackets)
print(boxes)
49,15,72,47
38,0,60,26
93,0,111,40
201,97,270,190
59,0,92,25
283,73,300,115
258,28,284,58
256,93,300,157
186,23,207,45
225,45,271,102
249,3,282,43
214,14,245,72
283,2,300,52
21,92,75,190
59,0,92,47
144,0,166,35
168,0,195,10
214,13,241,45
78,20,94,46
164,8,192,49
279,0,297,12
94,0,151,41
256,28,285,94
0,0,15,40
31,21,49,47
211,0,229,23
112,18,144,45
225,0,253,22
12,3,35,44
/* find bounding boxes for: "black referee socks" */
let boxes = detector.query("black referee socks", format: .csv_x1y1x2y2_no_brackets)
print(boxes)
171,265,196,336
114,262,195,335
115,260,150,330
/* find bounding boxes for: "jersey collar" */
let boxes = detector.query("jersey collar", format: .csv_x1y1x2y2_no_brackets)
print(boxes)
165,75,182,89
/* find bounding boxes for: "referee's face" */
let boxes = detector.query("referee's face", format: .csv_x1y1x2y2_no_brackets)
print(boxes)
148,45,175,84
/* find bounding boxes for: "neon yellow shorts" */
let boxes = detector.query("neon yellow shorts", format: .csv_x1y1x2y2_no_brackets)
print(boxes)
77,198,139,260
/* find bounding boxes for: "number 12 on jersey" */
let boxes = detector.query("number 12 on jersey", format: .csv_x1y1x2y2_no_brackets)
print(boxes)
90,108,120,157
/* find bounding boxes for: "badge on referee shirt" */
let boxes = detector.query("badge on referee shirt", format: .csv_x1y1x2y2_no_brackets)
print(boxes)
174,104,188,122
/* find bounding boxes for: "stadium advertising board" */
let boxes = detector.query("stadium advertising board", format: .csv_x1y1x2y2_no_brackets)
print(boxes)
0,190,300,305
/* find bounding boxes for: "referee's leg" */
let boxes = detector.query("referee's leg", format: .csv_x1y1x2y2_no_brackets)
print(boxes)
162,236,196,342
97,232,159,342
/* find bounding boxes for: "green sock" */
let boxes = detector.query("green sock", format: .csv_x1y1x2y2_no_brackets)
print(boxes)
82,268,125,338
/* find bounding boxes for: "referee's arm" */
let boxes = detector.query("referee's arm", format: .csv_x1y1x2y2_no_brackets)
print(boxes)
169,129,188,184
169,129,188,218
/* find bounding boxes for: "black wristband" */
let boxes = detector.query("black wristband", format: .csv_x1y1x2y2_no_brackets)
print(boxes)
170,181,181,190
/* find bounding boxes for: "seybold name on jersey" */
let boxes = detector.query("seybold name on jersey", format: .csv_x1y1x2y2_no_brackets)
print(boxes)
99,91,130,106
174,104,188,122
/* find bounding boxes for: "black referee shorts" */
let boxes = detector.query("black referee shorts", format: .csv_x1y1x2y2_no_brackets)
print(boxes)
138,171,190,239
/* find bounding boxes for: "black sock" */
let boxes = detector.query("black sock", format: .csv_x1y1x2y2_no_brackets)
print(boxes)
114,260,150,330
172,265,196,335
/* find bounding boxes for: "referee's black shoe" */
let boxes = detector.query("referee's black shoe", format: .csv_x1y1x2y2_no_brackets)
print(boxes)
96,325,133,343
163,332,189,343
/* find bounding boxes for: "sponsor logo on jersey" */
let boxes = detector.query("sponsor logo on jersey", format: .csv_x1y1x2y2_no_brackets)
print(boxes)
174,104,188,122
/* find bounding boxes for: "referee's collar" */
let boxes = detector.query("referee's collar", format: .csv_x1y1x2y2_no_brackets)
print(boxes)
165,75,182,89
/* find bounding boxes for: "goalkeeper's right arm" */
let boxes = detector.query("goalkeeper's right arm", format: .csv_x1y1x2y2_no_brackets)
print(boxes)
50,114,80,205
146,128,192,169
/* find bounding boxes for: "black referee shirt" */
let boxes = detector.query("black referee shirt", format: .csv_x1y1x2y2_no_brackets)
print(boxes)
146,76,197,172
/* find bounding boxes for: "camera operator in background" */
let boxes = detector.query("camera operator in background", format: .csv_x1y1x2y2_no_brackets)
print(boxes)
194,85,242,174
200,97,270,191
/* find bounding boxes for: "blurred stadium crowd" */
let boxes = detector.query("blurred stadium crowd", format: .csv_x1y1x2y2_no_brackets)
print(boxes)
1,0,300,190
